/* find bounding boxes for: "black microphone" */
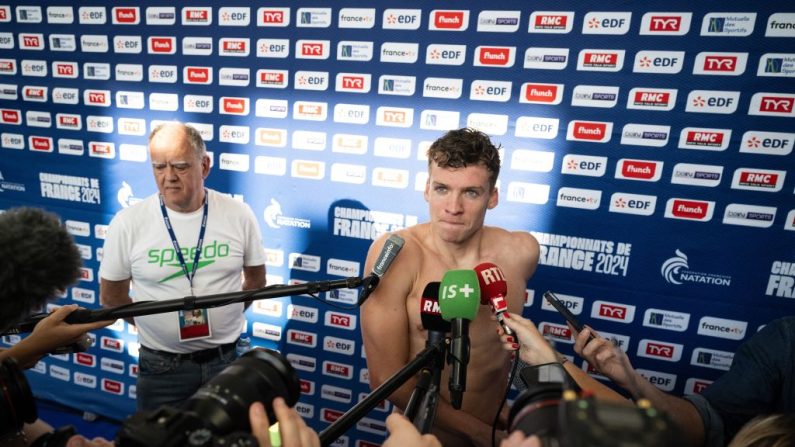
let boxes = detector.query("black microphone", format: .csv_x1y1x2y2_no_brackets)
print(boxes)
357,234,405,305
419,282,451,344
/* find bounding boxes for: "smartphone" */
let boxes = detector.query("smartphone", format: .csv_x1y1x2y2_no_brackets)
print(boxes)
543,291,594,341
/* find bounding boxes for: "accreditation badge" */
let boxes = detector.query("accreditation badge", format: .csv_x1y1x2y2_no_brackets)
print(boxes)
178,308,212,341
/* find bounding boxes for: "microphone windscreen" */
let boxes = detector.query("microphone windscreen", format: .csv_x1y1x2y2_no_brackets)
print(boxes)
474,262,508,305
419,282,451,332
438,270,480,321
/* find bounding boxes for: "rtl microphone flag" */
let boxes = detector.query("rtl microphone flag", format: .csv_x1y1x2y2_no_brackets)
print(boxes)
438,270,480,321
474,262,514,337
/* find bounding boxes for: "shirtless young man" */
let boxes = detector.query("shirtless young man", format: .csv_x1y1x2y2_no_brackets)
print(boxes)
361,128,540,447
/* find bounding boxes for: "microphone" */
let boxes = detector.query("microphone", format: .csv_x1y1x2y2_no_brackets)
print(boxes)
358,234,405,305
474,262,514,338
419,282,451,342
438,270,480,410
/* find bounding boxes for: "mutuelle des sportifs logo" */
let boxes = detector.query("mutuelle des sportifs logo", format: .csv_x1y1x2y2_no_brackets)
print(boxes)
661,249,731,286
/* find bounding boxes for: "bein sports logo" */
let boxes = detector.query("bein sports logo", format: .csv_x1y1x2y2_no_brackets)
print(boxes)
661,249,731,287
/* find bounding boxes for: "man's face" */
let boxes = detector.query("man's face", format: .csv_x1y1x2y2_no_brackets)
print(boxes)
149,126,209,212
424,162,498,243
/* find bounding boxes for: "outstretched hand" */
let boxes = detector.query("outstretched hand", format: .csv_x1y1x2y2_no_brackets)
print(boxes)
572,326,636,390
498,314,559,366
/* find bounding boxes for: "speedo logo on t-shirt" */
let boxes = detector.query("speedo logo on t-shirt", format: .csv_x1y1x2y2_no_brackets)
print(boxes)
147,240,231,283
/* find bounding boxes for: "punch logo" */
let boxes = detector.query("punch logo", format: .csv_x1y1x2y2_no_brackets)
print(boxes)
474,46,515,67
1,109,21,125
643,308,690,332
664,199,714,222
524,47,569,70
182,7,211,25
529,11,574,33
577,49,624,71
640,12,692,35
556,187,601,210
336,73,371,93
582,12,632,35
379,42,418,64
184,67,212,85
633,50,685,74
296,40,330,60
561,154,607,177
429,10,469,31
382,9,422,30
678,128,731,151
627,88,676,111
723,204,776,228
671,163,723,187
766,13,795,37
740,131,794,156
220,97,249,115
148,37,175,54
258,8,289,27
476,10,521,33
220,38,249,57
620,124,670,148
693,52,747,76
685,90,740,114
112,7,139,25
731,168,785,192
638,339,683,362
615,159,663,181
661,249,730,286
255,128,287,148
521,83,563,104
748,93,795,117
566,120,612,143
571,85,619,108
469,80,512,102
426,44,467,66
101,379,124,395
700,13,756,37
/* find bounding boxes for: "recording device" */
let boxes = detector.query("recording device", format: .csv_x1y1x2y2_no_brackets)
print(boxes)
438,270,480,410
543,291,595,343
474,262,514,338
419,281,451,342
116,348,300,447
509,363,678,447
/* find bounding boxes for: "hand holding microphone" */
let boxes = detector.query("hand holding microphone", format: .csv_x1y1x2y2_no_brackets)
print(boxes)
474,262,514,339
438,270,480,410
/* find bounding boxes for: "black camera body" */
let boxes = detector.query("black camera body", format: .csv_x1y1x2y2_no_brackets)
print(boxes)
116,348,299,447
509,363,678,447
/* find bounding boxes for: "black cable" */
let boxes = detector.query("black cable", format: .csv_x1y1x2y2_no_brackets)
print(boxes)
492,347,521,447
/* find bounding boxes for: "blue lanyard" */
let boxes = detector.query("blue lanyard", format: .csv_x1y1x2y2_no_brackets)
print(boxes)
159,189,209,293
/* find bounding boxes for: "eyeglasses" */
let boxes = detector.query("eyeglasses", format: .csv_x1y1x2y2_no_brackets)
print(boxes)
151,161,193,173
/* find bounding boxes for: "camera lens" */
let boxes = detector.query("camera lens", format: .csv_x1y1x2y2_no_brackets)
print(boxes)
509,381,564,440
180,347,300,434
0,357,37,438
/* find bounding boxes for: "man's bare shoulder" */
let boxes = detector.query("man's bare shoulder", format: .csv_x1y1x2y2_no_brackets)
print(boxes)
484,226,539,250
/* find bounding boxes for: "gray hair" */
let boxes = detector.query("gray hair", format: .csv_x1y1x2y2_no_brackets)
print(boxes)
149,122,207,159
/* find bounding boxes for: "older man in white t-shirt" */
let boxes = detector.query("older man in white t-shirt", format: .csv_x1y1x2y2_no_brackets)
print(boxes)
100,122,266,411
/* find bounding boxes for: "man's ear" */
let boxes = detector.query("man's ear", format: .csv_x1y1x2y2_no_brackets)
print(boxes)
487,187,498,209
201,155,211,179
423,177,431,202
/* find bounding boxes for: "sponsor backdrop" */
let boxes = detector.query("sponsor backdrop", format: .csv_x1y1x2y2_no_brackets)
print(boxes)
1,0,794,444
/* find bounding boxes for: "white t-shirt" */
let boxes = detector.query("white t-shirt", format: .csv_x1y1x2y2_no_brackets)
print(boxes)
100,189,266,353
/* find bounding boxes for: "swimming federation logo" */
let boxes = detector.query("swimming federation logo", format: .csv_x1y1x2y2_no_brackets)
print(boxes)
264,198,311,229
661,249,731,286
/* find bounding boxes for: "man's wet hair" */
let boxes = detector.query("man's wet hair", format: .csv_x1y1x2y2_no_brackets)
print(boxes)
427,128,501,187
